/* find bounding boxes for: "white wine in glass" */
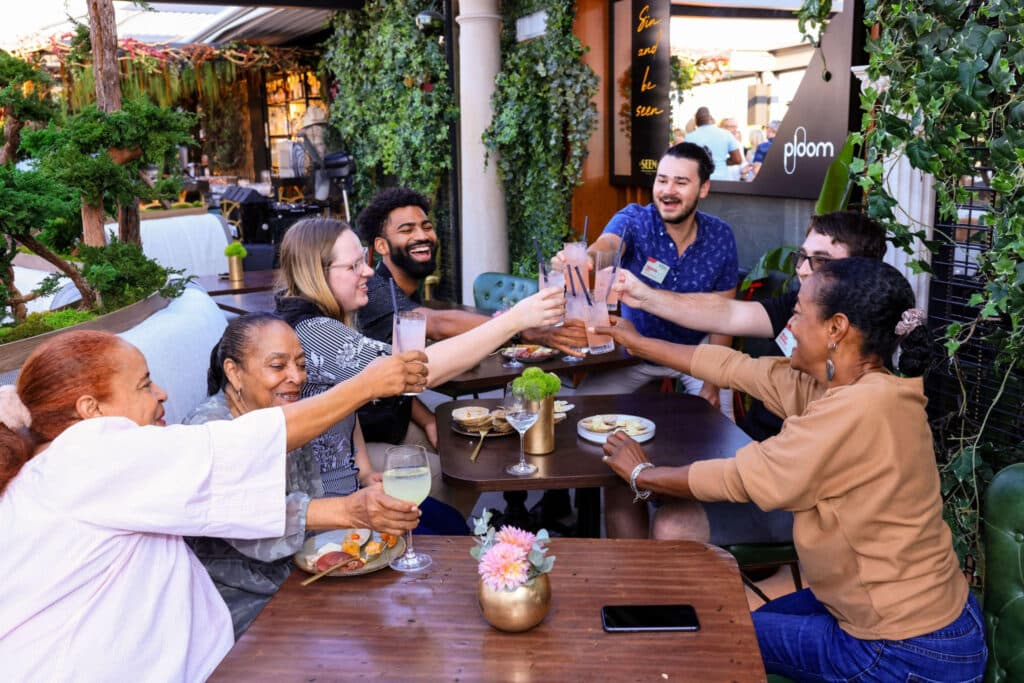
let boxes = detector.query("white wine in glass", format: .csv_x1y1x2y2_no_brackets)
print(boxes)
383,445,432,572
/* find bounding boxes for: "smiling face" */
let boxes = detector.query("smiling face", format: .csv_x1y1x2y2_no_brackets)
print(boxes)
786,275,830,376
377,205,438,279
326,230,374,314
228,320,307,411
97,342,168,426
652,155,710,226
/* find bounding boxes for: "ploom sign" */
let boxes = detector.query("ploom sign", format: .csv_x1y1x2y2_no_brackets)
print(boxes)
783,127,835,175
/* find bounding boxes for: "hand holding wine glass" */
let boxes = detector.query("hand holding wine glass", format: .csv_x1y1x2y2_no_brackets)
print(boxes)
503,382,539,476
383,445,432,572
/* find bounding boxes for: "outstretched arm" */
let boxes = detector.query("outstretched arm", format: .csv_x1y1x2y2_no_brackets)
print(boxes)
613,269,774,338
594,316,699,376
601,431,696,499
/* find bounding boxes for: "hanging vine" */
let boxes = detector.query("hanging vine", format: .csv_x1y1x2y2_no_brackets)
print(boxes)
482,1,598,277
799,0,1024,579
321,0,455,208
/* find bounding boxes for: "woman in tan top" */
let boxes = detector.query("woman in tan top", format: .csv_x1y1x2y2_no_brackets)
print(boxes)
598,258,986,681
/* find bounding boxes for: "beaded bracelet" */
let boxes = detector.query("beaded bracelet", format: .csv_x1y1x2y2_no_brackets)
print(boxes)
630,462,655,503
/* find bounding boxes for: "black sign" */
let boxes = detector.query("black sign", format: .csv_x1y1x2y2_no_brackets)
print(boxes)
630,0,670,180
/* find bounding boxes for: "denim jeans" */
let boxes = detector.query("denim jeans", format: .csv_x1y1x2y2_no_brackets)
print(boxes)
753,588,987,682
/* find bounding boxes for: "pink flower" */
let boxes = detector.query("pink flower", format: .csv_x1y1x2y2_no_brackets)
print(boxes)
494,526,536,552
478,542,529,591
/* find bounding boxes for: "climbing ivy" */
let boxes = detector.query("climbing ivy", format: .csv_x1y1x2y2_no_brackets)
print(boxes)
322,0,455,208
799,0,1024,581
482,1,598,277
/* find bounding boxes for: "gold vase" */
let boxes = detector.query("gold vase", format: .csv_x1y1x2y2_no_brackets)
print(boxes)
227,255,244,284
477,574,551,632
523,396,554,455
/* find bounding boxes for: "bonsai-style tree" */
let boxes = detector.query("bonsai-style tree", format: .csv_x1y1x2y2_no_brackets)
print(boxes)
0,50,60,166
21,99,196,247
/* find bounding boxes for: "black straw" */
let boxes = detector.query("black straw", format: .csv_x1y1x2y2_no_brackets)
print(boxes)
566,262,577,297
604,238,626,301
573,265,592,306
533,237,548,279
582,216,589,245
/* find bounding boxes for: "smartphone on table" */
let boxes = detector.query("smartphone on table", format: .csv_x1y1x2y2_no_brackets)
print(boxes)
600,604,700,633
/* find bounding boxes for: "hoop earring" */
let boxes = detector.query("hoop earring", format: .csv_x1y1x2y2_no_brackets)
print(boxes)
825,341,838,382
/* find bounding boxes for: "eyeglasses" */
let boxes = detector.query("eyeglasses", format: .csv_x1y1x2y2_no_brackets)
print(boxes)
326,246,369,275
789,250,832,272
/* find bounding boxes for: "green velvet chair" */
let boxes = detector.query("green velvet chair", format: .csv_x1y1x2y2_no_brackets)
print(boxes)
472,272,538,314
983,462,1024,682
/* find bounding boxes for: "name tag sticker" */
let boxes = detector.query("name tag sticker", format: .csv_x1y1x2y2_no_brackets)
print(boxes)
640,258,670,284
775,326,797,358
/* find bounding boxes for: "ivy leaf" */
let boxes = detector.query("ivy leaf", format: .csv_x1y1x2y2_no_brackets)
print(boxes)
905,138,936,172
956,57,986,96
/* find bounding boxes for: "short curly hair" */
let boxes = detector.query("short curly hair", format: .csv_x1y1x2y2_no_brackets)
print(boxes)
356,187,431,243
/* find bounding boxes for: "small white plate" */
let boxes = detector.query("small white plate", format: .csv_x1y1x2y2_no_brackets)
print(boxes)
577,414,656,444
294,529,405,577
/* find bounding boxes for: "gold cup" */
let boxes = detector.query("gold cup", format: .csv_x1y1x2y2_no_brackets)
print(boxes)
227,254,245,284
477,574,551,632
523,396,555,455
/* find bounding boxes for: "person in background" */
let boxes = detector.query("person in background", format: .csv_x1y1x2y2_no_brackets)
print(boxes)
743,128,765,182
0,329,424,680
275,217,564,514
672,127,686,144
683,107,743,181
718,117,749,181
599,259,985,680
751,119,781,177
354,187,587,465
184,313,422,639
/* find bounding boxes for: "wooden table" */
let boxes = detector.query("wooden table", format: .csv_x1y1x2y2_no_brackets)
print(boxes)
193,269,278,296
208,289,278,315
435,346,638,397
437,393,752,536
437,393,751,492
210,536,766,682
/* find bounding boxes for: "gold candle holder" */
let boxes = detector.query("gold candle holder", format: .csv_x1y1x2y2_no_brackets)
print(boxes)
523,396,555,455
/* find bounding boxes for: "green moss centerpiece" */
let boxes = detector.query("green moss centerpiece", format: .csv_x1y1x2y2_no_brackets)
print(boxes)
512,367,561,455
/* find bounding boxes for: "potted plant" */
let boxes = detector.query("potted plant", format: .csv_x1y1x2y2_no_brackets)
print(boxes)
512,367,561,454
224,240,247,283
470,509,555,632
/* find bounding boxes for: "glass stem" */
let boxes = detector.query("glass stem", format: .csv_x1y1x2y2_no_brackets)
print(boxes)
519,431,527,467
405,529,415,558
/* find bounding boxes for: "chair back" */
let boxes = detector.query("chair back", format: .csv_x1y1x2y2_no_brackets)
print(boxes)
472,272,538,314
983,462,1024,682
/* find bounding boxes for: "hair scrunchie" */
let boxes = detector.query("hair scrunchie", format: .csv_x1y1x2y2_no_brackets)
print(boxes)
895,308,927,337
0,385,32,431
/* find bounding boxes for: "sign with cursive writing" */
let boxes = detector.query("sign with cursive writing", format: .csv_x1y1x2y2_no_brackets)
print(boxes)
629,0,670,182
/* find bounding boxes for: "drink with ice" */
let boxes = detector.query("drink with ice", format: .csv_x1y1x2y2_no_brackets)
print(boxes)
584,298,615,354
392,311,426,395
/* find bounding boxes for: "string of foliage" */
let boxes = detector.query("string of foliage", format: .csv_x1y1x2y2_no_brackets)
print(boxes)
797,0,1024,579
483,1,598,277
322,0,455,207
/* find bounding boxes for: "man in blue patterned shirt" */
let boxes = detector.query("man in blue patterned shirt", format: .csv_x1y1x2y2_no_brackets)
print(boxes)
575,142,737,421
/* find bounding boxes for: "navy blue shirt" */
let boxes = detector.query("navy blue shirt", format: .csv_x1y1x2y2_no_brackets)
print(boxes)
604,204,738,345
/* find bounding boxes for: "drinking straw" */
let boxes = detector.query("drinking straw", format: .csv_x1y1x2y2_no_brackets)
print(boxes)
532,237,548,279
573,265,593,306
566,261,578,297
389,278,400,327
582,216,589,245
603,237,627,302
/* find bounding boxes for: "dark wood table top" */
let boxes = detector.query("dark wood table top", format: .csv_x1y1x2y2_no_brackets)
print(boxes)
437,393,752,492
193,270,279,296
209,289,278,315
435,345,638,396
210,536,766,682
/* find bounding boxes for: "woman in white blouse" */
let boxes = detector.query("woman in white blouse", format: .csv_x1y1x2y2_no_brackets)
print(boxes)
0,329,425,682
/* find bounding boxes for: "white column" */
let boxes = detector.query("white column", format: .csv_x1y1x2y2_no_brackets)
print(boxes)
851,66,933,312
456,0,507,303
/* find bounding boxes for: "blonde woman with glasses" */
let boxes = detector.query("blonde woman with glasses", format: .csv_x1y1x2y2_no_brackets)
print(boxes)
274,217,564,514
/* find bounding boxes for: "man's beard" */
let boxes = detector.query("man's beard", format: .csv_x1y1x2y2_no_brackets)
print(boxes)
655,196,698,227
389,239,438,279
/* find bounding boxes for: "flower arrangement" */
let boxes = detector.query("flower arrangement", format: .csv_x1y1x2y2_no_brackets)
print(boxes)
470,510,555,591
224,240,248,259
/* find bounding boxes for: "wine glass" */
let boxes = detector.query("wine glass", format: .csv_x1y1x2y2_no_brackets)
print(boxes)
500,297,524,369
382,445,433,572
503,382,538,476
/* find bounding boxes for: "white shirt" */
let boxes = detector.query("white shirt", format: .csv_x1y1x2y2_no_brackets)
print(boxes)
0,409,287,682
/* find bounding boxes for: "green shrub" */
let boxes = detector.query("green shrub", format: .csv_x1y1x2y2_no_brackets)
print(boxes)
512,366,561,401
0,309,97,344
77,237,188,312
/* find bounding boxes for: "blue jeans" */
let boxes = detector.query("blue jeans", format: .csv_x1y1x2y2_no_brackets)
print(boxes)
753,588,986,682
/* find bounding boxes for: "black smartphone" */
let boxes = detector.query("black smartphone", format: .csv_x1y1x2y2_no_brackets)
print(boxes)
600,604,700,632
